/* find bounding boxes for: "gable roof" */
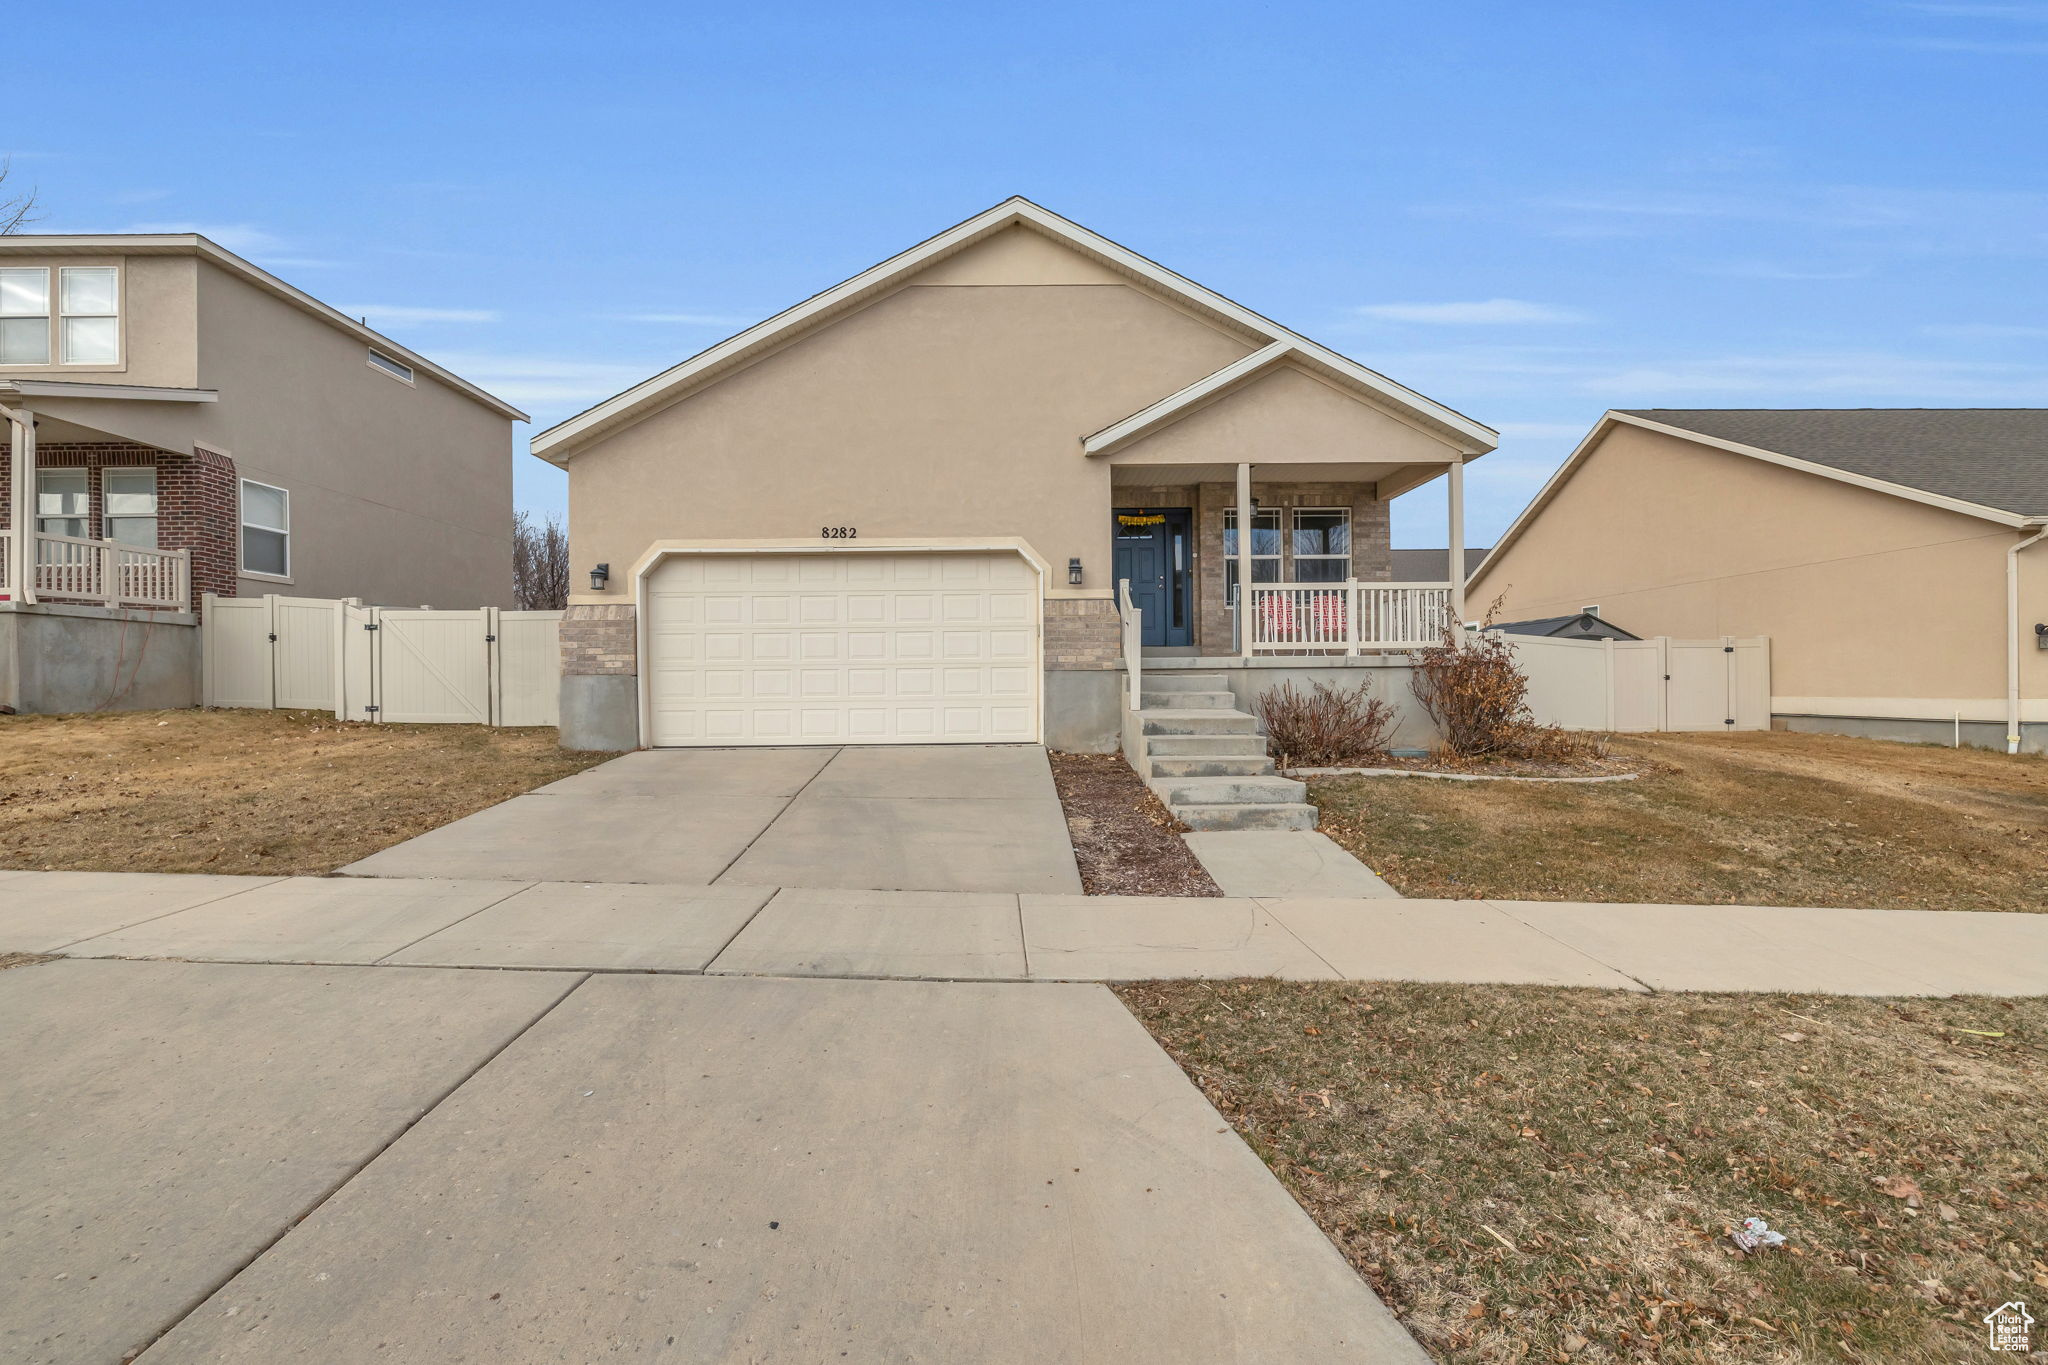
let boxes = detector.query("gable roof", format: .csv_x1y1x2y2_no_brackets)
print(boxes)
0,234,527,421
1492,612,1640,641
530,197,1497,464
1618,408,2048,518
1472,408,2048,588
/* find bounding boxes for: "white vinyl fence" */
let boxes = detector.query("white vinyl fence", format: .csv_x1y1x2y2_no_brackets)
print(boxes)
202,593,561,726
1501,633,1771,733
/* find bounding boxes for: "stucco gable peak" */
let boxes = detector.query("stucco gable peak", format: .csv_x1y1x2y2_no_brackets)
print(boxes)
531,197,1495,464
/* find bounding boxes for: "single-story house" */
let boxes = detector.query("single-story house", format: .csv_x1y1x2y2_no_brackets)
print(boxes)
1492,611,1638,641
1,232,526,713
533,197,1497,752
1468,409,2047,752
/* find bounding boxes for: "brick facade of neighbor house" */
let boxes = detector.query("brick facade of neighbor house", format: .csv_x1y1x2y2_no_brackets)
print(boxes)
1044,596,1122,670
0,440,239,613
560,603,639,675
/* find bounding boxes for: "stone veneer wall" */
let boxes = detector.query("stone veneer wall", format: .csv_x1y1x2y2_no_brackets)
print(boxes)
0,441,238,613
560,602,639,675
1043,596,1122,671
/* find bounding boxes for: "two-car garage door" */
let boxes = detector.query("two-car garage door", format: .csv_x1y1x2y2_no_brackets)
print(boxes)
644,551,1040,747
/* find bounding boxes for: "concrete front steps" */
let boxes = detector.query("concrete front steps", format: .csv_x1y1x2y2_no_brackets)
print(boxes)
1137,673,1317,831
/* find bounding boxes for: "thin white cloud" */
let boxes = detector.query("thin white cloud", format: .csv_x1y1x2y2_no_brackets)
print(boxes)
615,311,758,327
431,354,663,408
344,304,500,324
1696,260,1871,280
1889,35,2048,49
1921,322,2048,338
121,221,285,253
1352,299,1589,325
1895,1,2048,19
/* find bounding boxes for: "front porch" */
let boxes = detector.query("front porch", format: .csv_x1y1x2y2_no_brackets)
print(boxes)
1109,457,1468,658
2,385,233,612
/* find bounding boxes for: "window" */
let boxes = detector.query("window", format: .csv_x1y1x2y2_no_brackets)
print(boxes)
102,468,158,548
240,479,290,577
1291,508,1352,583
59,267,119,364
1222,508,1282,593
367,347,414,383
35,468,89,538
0,267,50,364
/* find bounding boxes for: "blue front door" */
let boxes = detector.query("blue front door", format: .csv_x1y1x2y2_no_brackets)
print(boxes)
1113,508,1192,647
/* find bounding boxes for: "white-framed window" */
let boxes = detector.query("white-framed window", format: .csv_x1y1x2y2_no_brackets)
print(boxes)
367,347,414,383
35,468,90,538
1222,507,1282,593
1291,508,1352,583
59,266,120,365
102,467,159,548
240,479,290,577
0,266,51,365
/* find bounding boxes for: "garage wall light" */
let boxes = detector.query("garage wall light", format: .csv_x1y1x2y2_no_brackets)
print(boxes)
1068,557,1084,586
589,562,610,592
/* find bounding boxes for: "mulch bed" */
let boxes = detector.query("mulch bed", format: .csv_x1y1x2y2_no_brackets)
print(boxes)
1047,753,1222,897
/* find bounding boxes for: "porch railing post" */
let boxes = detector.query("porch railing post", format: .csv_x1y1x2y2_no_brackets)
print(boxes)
177,548,191,612
1344,578,1360,656
101,541,119,607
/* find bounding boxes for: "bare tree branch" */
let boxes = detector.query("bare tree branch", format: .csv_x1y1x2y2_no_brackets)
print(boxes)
512,510,571,610
0,159,41,235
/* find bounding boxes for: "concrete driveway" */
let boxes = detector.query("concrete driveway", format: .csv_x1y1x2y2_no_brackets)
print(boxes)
339,744,1084,895
0,959,1426,1365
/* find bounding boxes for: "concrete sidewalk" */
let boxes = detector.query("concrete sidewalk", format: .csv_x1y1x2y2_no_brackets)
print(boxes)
6,871,2046,994
4,962,1427,1365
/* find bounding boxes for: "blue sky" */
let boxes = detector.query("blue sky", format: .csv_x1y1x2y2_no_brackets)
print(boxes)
8,0,2045,546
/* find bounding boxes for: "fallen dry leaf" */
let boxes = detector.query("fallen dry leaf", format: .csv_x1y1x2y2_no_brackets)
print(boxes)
1875,1175,1924,1208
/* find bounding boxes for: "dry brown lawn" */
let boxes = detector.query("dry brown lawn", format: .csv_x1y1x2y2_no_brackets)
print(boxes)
0,709,614,875
1121,979,2048,1365
1312,731,2048,912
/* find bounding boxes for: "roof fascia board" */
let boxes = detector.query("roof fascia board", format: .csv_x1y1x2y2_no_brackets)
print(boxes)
0,379,218,402
1084,341,1292,455
0,234,526,421
1470,410,2035,589
1617,412,2036,528
532,197,1497,464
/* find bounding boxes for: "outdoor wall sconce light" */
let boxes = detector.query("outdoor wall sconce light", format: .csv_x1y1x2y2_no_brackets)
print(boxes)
589,563,610,592
1068,557,1084,586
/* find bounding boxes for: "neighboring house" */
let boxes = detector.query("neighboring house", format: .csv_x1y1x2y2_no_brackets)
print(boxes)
1469,409,2047,753
1492,611,1638,641
1,232,526,713
534,197,1495,751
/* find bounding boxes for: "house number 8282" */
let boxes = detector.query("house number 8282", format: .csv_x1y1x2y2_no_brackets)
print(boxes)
820,526,858,539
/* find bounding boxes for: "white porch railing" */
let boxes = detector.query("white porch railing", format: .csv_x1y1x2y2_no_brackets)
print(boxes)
1116,578,1143,696
16,532,192,609
1246,581,1455,653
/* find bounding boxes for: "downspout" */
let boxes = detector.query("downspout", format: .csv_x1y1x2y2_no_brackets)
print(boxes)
2008,521,2047,754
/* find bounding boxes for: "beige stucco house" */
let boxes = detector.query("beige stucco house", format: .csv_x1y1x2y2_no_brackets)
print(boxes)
535,198,1495,751
1,232,526,713
1469,410,2047,753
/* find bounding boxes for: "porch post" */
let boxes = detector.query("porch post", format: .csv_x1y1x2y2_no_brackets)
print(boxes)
3,402,35,605
1235,460,1253,659
1447,455,1466,627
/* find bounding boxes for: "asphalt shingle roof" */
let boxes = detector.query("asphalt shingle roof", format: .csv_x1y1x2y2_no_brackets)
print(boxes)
1618,409,2048,519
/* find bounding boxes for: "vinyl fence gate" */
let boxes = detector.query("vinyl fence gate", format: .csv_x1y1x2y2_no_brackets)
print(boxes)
202,593,561,726
1502,633,1772,733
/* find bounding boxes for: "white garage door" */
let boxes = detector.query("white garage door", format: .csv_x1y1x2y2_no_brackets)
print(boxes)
644,551,1041,747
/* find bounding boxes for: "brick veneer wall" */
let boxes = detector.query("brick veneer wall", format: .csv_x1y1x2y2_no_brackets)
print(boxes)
1044,597,1122,670
561,603,638,675
0,441,237,613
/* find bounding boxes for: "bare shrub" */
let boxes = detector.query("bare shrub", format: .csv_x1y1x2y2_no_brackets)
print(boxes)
1256,678,1396,768
512,511,570,610
1409,613,1600,762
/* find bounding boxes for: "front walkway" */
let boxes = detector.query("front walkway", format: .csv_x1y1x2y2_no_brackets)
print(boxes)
6,871,2045,995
